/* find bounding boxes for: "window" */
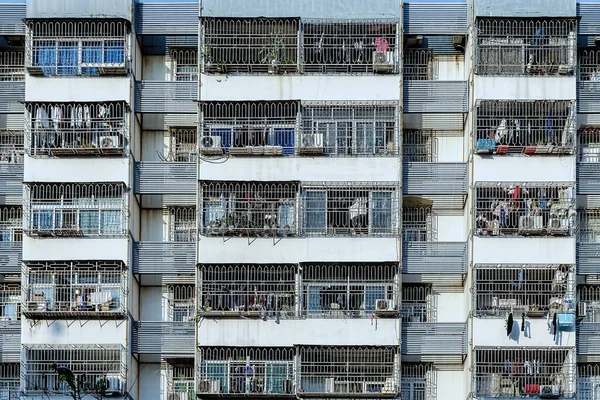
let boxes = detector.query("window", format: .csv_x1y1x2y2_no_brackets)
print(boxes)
403,129,436,162
403,207,435,242
171,49,198,81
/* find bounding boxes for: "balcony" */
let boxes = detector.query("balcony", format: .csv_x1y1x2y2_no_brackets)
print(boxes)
578,125,600,195
578,363,600,398
25,19,130,77
578,50,600,113
401,323,467,364
0,50,24,81
401,363,435,400
132,321,195,355
0,81,24,114
0,363,20,399
21,261,127,320
166,360,195,400
0,207,22,274
0,283,20,321
134,162,197,195
134,81,197,114
25,102,129,157
24,182,127,237
402,242,467,285
0,320,20,362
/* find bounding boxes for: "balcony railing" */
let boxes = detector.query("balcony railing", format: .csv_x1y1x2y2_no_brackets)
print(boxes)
0,363,20,400
166,361,195,400
474,182,576,237
475,100,576,155
0,283,20,321
0,206,22,274
404,50,433,80
578,363,600,399
170,48,198,82
25,20,130,76
22,261,127,320
402,285,435,323
401,363,435,400
475,18,577,76
132,321,195,355
0,51,24,81
22,345,127,397
133,242,196,275
24,183,127,237
579,286,600,323
473,347,576,398
0,129,25,163
473,264,575,318
25,102,129,157
167,128,197,162
401,323,467,363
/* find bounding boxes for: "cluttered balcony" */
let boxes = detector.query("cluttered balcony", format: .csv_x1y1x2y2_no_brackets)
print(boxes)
166,360,195,400
0,283,20,322
21,261,126,320
0,50,24,81
0,207,22,274
0,132,24,205
25,102,129,157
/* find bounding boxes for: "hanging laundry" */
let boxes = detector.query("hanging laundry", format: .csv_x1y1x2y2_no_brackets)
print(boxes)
51,105,62,131
521,314,525,332
507,313,513,336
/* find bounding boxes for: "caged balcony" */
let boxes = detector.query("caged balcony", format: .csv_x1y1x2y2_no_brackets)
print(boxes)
0,129,24,164
401,285,435,323
473,347,576,399
166,284,196,322
170,48,198,82
475,100,576,156
403,50,433,81
578,126,600,194
0,363,20,400
0,207,23,274
21,345,127,397
21,261,127,320
166,360,195,400
401,363,435,400
473,264,575,319
25,102,129,157
167,128,197,162
25,19,130,76
0,50,24,81
475,18,577,76
578,364,600,400
0,283,21,321
24,183,127,237
474,182,576,237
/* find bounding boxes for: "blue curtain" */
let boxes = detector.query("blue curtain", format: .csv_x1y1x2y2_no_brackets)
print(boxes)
274,128,295,156
101,210,122,235
79,210,99,235
371,191,392,233
58,43,79,75
266,364,289,394
307,286,322,315
211,128,232,149
203,362,227,393
104,42,125,64
82,41,102,75
0,229,10,241
365,286,386,312
304,191,326,234
37,43,57,75
33,209,55,231
278,204,295,235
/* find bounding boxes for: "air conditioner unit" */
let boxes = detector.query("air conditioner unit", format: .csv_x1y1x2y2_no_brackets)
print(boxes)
547,218,569,235
405,35,423,48
298,133,324,154
539,384,560,398
198,380,220,394
373,51,394,73
325,378,335,393
518,216,543,235
97,375,124,396
99,136,119,149
199,136,223,155
375,299,395,312
578,301,588,318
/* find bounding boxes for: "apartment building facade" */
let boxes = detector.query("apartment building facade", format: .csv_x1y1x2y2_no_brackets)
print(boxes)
0,0,598,399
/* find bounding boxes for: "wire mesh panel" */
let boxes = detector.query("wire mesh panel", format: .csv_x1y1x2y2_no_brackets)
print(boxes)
25,20,130,76
473,264,575,318
22,261,127,319
167,207,196,242
475,18,577,76
579,50,600,81
302,19,400,74
24,183,127,237
401,363,435,400
200,18,299,74
0,51,24,81
579,125,600,163
475,100,576,155
0,363,19,400
402,129,436,162
166,359,195,399
402,285,435,323
300,182,400,237
25,102,129,157
474,182,576,237
166,284,195,322
473,347,576,398
197,347,295,395
0,283,20,321
578,363,600,400
200,101,298,157
403,50,433,80
168,128,197,162
298,346,399,395
199,264,297,319
402,207,436,242
170,48,198,82
22,345,126,396
300,101,399,156
0,130,24,164
301,263,400,318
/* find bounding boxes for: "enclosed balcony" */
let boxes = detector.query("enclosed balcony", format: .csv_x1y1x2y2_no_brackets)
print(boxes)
475,100,576,156
401,284,435,323
473,347,576,399
0,128,24,163
166,360,195,400
21,261,127,320
22,345,127,397
0,148,24,206
475,18,577,76
0,283,20,322
578,364,600,400
474,182,576,237
577,210,600,275
578,126,600,194
170,48,198,82
24,182,127,237
166,128,197,162
0,50,24,81
25,102,129,157
25,19,130,76
0,207,22,274
166,284,195,322
578,285,600,324
401,363,435,400
578,49,600,114
0,363,20,399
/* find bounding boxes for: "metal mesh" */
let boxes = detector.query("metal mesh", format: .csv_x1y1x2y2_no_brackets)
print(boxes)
475,18,577,76
0,283,20,321
167,207,196,242
0,51,24,81
166,284,195,322
0,130,24,164
403,50,433,80
170,48,198,82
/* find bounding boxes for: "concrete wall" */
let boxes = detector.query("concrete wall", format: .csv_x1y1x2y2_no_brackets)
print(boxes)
473,156,576,183
23,237,129,262
473,237,576,265
21,319,127,345
25,76,131,103
472,318,576,347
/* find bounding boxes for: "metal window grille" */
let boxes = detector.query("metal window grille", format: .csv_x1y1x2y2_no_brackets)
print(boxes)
301,101,399,156
200,181,299,238
24,183,127,237
200,18,299,74
475,100,576,154
473,264,575,318
579,125,600,163
298,346,399,395
25,102,129,157
197,347,295,395
474,182,576,237
475,18,577,76
0,207,22,242
170,48,198,82
401,363,435,400
166,284,195,322
402,207,436,242
403,129,436,162
473,347,576,398
300,182,400,237
0,363,20,398
302,263,400,318
578,50,600,81
578,363,600,399
198,264,297,319
167,207,196,242
402,284,435,323
0,51,24,81
302,20,400,74
22,261,127,319
0,130,25,164
168,128,197,162
578,286,600,323
0,283,21,321
21,345,126,396
200,101,298,157
578,210,600,242
403,50,433,80
25,20,130,76
166,359,195,399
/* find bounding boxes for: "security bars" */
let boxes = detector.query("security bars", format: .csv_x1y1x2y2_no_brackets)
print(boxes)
167,207,196,242
402,207,436,242
401,284,434,323
166,284,195,322
578,125,600,163
475,18,577,76
0,51,24,81
402,129,436,162
22,261,127,319
403,50,433,80
578,363,600,399
25,20,129,76
170,48,198,82
473,347,576,398
474,182,576,237
0,363,19,398
0,207,22,242
168,128,197,162
0,283,20,321
24,183,127,237
475,100,576,155
166,360,195,399
578,286,600,323
473,264,575,318
0,129,24,163
578,209,600,242
401,363,434,400
578,49,600,81
25,102,129,157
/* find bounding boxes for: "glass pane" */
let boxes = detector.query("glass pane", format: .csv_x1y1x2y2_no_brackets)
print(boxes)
304,191,326,233
100,210,122,235
79,210,99,235
372,191,393,233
